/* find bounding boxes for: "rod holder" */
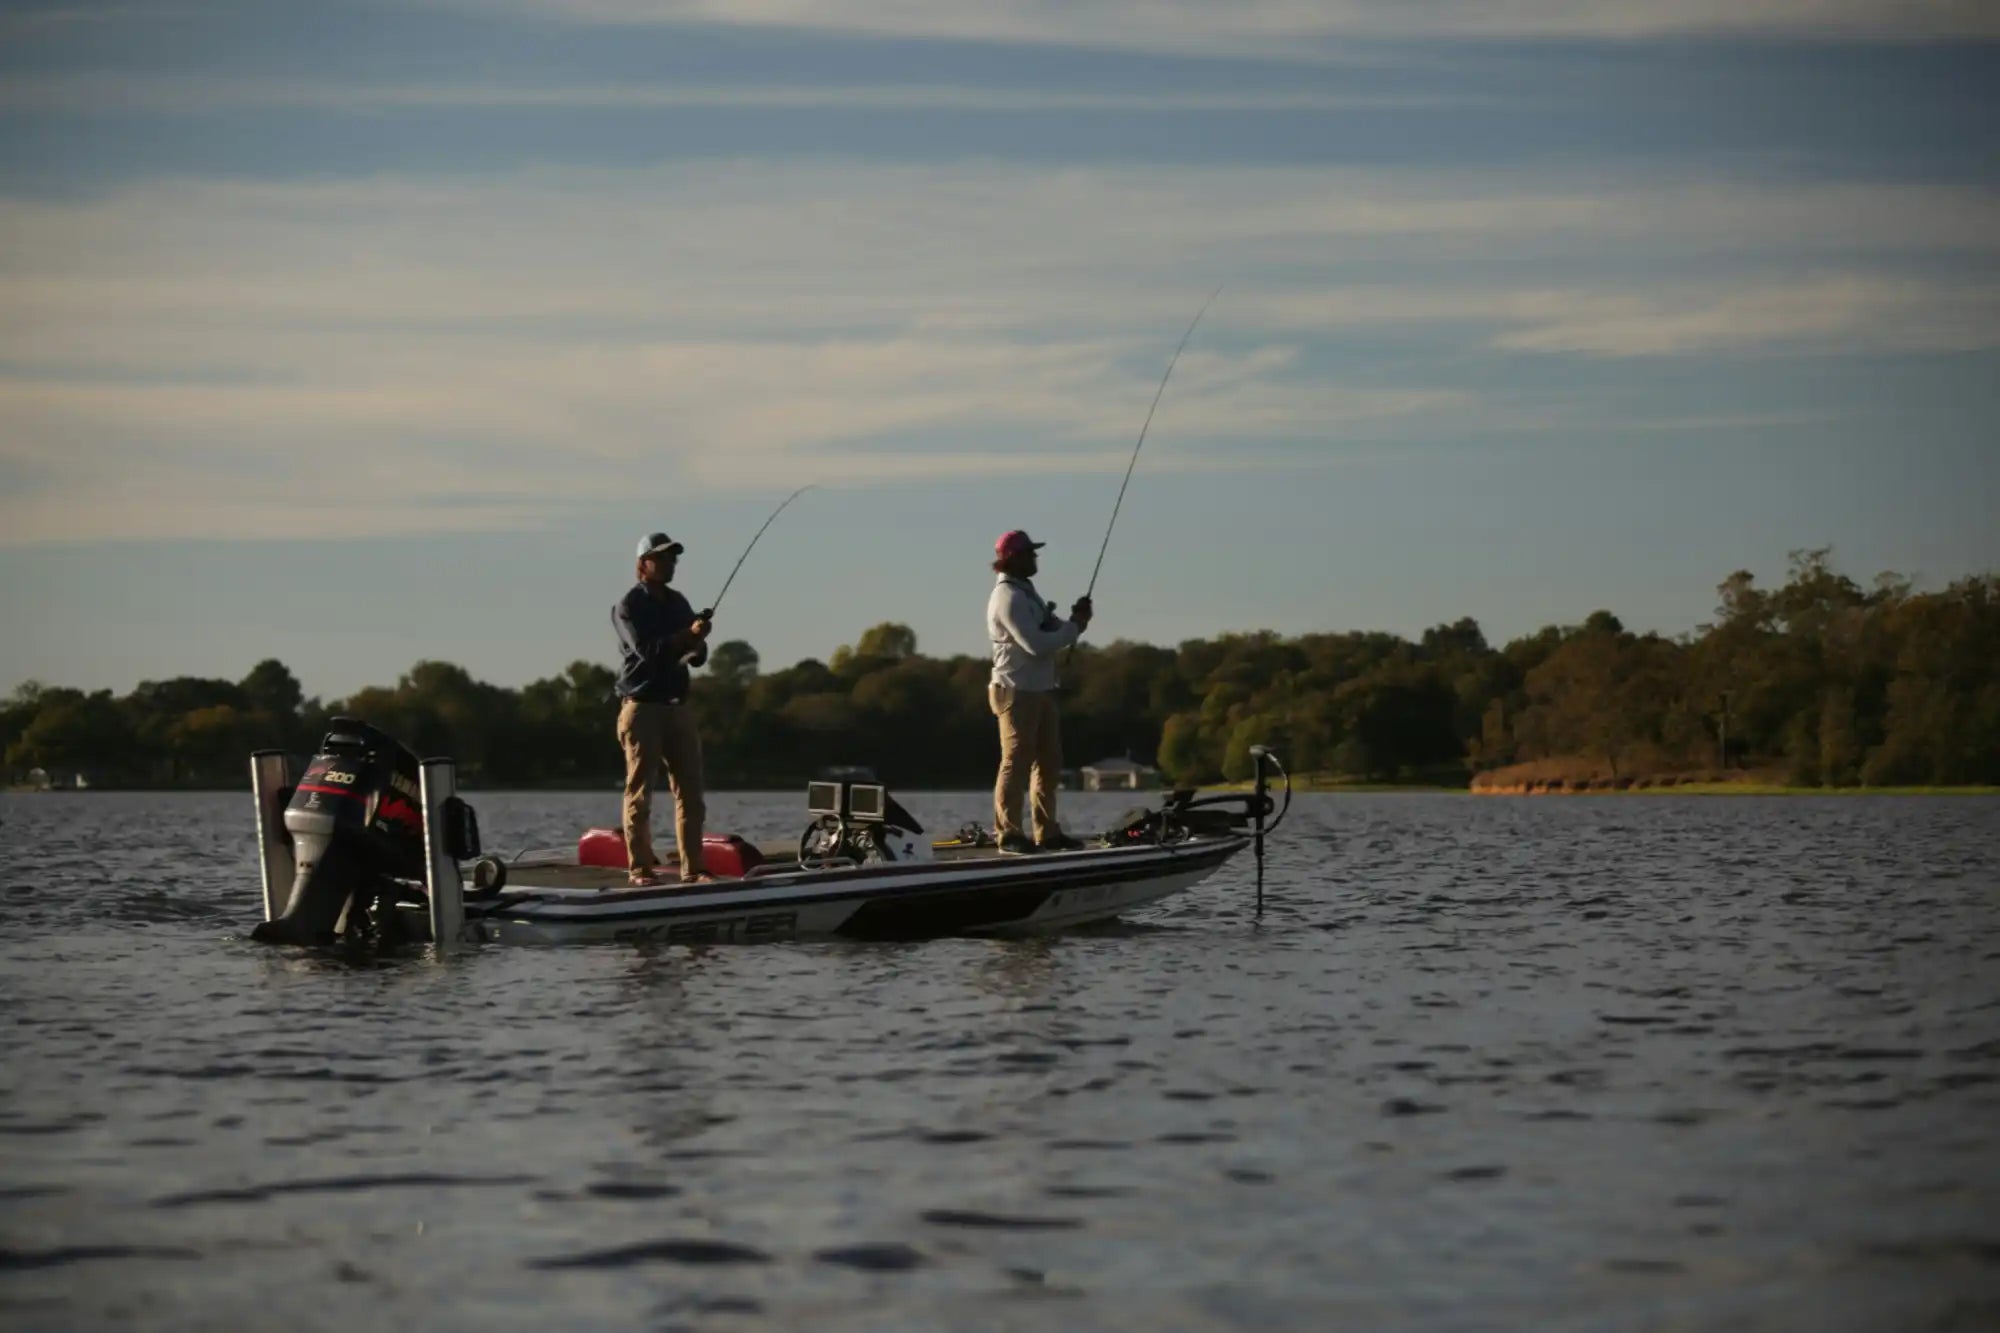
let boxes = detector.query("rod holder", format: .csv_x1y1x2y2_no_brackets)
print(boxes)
250,749,296,922
420,758,466,953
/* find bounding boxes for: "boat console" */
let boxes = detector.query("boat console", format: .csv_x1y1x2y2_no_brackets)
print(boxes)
798,778,931,867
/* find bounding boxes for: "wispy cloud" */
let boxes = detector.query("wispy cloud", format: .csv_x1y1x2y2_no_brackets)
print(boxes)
1248,274,2000,357
3,161,1992,545
438,0,2000,49
0,73,1479,116
7,166,1991,330
0,338,1461,543
0,4,200,29
1487,276,2000,357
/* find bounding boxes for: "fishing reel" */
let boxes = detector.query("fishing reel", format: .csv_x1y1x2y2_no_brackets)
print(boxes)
1037,593,1092,634
951,822,996,848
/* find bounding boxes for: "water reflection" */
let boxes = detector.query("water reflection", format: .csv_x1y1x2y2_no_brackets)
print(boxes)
971,937,1061,1001
0,790,1995,1332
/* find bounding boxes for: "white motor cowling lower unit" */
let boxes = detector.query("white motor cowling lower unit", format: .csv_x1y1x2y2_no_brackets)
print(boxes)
252,718,477,945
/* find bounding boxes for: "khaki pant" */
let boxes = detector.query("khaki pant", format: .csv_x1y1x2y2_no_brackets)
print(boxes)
617,698,706,877
990,684,1062,842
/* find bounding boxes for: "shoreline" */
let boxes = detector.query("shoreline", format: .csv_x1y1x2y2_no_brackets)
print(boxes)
12,778,1997,798
1470,778,1999,797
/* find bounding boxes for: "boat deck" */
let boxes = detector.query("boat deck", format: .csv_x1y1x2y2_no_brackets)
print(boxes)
482,837,1061,893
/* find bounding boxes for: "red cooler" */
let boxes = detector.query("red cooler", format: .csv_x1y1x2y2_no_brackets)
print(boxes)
576,828,763,879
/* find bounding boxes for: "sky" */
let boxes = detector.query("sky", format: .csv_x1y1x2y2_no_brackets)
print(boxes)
3,0,1996,701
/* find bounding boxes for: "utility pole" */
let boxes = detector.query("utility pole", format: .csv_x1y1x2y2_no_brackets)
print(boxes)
1716,691,1732,770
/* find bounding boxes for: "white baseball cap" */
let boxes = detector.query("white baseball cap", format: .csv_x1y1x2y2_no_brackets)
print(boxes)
636,531,684,559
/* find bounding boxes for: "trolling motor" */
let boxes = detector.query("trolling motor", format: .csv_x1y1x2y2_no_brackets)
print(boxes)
1247,746,1287,915
798,778,931,868
251,718,479,945
1101,746,1290,914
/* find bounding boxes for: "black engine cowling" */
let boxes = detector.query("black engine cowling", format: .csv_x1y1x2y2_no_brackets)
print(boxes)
252,718,427,945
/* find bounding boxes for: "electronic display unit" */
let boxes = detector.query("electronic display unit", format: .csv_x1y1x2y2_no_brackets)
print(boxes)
806,781,844,817
847,784,887,822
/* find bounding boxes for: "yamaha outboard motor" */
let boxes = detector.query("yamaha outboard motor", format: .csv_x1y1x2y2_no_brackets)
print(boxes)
252,718,427,945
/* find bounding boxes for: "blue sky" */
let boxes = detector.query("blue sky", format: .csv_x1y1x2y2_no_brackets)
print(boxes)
3,1,1997,700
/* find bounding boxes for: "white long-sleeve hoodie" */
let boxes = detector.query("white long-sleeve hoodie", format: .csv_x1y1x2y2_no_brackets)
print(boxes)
988,574,1081,692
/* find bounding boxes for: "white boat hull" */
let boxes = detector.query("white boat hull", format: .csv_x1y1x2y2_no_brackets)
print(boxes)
252,725,1288,951
447,837,1248,946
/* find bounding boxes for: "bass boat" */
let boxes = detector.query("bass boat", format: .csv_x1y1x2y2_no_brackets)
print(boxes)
246,719,1288,949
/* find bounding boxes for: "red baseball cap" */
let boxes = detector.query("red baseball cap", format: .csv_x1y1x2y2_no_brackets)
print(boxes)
995,530,1046,558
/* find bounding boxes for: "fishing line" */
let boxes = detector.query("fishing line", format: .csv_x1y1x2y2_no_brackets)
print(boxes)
705,484,816,617
1082,287,1221,602
679,484,815,664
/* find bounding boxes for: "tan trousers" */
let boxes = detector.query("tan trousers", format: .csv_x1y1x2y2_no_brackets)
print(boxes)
617,698,706,877
990,684,1062,842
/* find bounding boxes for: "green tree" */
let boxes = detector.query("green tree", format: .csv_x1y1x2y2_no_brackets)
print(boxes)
240,659,303,720
0,681,46,777
6,551,1994,792
706,640,761,686
170,705,255,783
1222,714,1281,782
1156,712,1210,785
856,623,918,659
7,690,134,782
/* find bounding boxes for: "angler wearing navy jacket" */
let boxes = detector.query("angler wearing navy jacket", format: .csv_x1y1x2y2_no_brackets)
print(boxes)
614,532,715,886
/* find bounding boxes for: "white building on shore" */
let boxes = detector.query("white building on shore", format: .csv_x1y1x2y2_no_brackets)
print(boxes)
1080,756,1160,791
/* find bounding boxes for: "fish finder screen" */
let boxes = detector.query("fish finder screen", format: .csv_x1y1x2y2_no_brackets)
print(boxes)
847,784,886,821
806,781,843,816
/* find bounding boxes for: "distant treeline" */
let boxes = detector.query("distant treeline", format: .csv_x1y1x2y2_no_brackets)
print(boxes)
5,550,1996,790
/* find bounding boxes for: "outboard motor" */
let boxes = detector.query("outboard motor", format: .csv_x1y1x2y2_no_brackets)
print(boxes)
252,718,427,945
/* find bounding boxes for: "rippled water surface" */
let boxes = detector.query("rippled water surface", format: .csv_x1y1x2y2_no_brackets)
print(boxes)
4,790,1998,1331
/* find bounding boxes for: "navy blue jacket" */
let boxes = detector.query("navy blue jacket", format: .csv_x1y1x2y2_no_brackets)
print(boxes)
613,582,704,703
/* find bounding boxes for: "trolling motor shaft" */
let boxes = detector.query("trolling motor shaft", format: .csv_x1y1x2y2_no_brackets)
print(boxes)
1245,745,1292,918
1251,745,1270,916
1140,746,1288,914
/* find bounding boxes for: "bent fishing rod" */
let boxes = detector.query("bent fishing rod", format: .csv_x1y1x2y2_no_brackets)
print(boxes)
1060,289,1219,654
707,483,816,616
1083,287,1221,603
680,483,815,660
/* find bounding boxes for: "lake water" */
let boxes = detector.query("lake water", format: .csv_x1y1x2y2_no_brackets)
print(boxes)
3,790,1998,1331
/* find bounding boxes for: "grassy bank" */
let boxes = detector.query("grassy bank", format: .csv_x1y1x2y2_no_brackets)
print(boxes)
1612,781,2000,796
1469,757,1998,795
1205,768,1467,794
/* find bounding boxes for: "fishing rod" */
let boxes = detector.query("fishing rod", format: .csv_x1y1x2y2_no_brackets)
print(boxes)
1082,287,1221,603
680,484,815,661
705,484,815,616
1055,290,1220,662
